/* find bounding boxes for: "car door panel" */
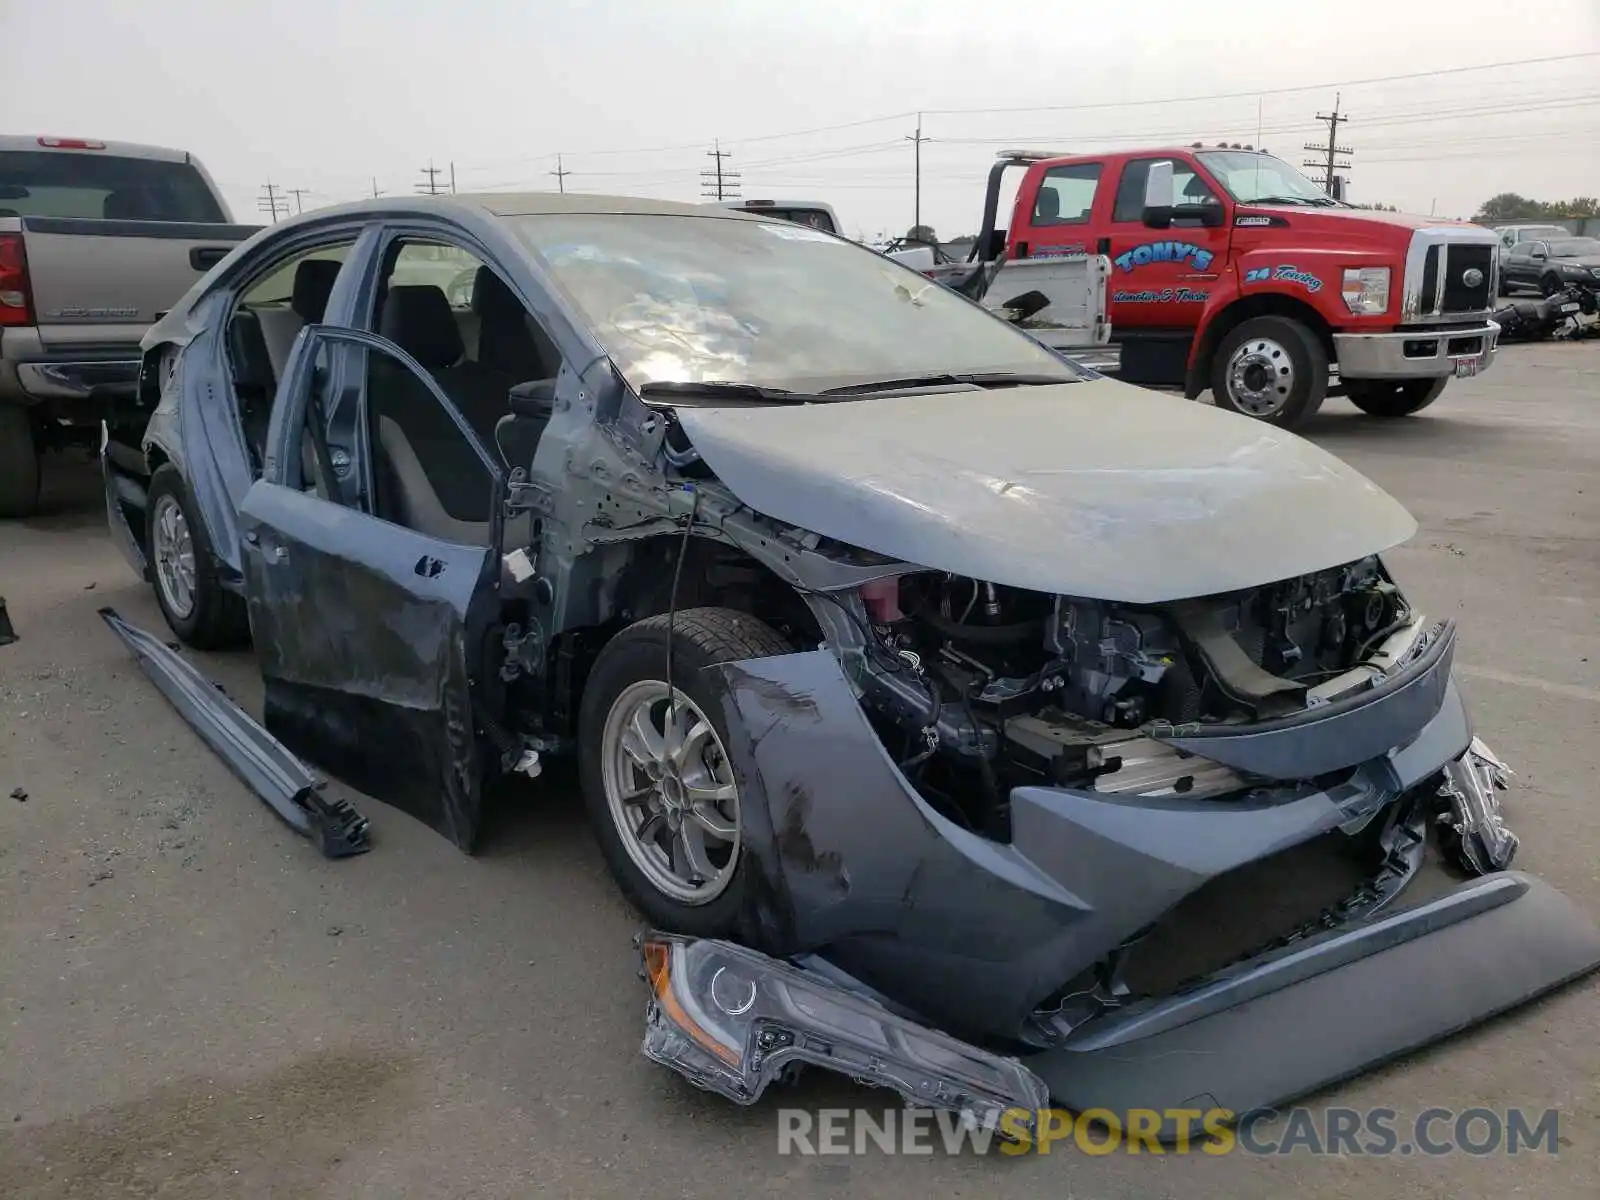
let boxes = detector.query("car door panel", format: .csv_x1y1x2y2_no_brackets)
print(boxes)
1105,156,1229,332
238,324,506,852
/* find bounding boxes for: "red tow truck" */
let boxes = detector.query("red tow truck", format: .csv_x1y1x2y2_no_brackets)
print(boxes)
939,146,1503,428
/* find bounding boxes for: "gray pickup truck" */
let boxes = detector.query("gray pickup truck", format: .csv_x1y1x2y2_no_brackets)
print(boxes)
0,136,259,516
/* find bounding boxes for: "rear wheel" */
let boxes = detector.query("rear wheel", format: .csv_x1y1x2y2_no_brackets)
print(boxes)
0,405,41,519
1211,315,1328,429
146,464,250,649
1345,378,1448,418
1541,273,1563,298
579,607,793,936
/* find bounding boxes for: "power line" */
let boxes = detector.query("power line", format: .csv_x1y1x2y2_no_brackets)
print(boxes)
700,141,740,201
919,51,1600,117
1303,93,1353,195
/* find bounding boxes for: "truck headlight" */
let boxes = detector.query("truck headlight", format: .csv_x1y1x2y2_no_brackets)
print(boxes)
1342,267,1391,315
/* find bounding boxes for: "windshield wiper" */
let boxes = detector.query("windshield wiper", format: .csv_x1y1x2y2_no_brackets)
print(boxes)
638,380,818,405
821,371,1073,396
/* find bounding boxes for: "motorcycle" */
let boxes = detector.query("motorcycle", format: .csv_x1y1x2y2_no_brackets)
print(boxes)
1491,282,1599,343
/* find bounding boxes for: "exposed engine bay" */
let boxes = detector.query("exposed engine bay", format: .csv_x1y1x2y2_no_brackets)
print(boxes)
821,556,1435,834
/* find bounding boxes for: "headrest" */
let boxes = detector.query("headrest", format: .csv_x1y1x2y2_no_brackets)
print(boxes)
379,285,463,370
292,259,342,322
471,266,523,323
1034,187,1060,221
102,189,151,219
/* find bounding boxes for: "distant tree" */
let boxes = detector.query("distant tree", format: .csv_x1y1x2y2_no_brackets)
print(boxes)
1473,193,1598,222
1354,202,1399,211
905,224,938,245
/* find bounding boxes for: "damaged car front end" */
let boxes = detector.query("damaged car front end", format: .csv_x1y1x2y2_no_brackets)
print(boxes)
621,383,1600,1134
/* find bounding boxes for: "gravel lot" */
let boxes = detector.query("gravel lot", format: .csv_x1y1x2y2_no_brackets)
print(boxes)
2,343,1597,1199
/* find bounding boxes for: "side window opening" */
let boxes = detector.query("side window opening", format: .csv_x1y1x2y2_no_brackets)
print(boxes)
226,241,355,475
362,239,563,546
1112,159,1219,224
1031,163,1102,227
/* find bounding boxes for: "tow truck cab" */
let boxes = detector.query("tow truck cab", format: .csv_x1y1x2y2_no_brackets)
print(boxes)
984,146,1502,427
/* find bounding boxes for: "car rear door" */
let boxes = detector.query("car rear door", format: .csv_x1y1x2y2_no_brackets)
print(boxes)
236,323,507,851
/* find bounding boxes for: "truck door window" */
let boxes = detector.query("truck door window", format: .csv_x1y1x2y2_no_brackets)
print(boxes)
1031,164,1101,226
1112,159,1218,222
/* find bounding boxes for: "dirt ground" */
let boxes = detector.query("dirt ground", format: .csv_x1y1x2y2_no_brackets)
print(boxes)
2,344,1598,1199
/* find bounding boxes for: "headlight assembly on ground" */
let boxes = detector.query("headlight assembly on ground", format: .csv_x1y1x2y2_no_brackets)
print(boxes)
637,934,1049,1136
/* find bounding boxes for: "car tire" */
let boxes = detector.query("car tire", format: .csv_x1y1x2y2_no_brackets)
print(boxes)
0,404,41,519
145,463,250,649
579,606,793,937
1211,315,1328,429
1345,378,1449,418
1540,273,1562,298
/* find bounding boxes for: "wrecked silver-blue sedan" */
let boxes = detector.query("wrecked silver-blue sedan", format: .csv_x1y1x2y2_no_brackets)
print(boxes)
102,192,1600,1140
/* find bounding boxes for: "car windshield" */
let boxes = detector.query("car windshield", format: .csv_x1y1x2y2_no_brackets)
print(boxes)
1547,238,1600,257
510,212,1082,393
0,150,226,221
1195,151,1332,205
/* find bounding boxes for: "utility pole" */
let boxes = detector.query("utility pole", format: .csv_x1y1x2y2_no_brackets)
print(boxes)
286,187,310,215
700,141,740,201
550,153,572,194
371,177,384,198
449,161,457,195
906,114,930,233
257,181,288,222
1303,94,1352,196
417,160,447,196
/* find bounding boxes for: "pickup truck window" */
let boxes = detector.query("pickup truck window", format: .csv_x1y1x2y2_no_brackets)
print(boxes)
1112,158,1219,222
0,150,226,222
1032,164,1101,226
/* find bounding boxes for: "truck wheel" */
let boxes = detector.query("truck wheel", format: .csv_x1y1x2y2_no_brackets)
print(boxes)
146,464,250,649
579,607,793,937
0,405,41,519
1345,378,1448,418
1211,316,1327,429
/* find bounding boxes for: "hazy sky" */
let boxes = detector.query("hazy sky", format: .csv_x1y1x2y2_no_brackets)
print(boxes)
7,0,1598,236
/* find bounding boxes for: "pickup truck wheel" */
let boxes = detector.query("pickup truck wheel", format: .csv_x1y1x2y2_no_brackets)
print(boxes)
580,607,793,937
1345,378,1448,418
0,405,41,519
1211,316,1327,429
146,464,249,649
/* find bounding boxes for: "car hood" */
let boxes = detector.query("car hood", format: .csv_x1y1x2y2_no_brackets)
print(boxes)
1553,255,1600,269
674,379,1417,603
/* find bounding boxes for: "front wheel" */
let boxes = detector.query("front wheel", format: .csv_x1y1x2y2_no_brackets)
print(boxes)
1211,315,1328,429
0,404,41,519
579,607,794,936
1541,273,1563,298
1345,378,1448,418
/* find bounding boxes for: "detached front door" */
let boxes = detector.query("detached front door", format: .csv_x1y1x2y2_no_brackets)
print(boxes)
237,325,507,851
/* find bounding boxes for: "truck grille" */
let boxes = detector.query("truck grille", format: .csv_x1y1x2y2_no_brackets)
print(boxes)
1417,244,1494,315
